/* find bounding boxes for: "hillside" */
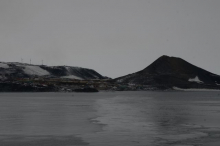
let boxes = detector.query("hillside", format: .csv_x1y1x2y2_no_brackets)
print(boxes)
115,55,220,90
0,62,105,80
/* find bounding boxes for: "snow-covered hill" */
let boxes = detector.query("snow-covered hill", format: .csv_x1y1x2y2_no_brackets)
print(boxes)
0,62,105,80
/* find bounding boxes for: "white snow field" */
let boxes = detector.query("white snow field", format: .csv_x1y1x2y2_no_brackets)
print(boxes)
22,66,50,76
61,75,83,80
188,76,203,83
0,63,9,68
215,81,220,86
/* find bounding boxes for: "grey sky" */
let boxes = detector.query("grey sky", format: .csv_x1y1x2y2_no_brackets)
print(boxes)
0,0,220,78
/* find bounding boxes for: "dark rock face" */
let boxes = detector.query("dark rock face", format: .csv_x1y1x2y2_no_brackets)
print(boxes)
0,82,57,92
115,55,220,89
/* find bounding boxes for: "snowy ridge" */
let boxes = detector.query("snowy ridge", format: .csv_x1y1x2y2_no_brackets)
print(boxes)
60,66,104,80
62,66,84,80
0,62,105,80
22,66,50,76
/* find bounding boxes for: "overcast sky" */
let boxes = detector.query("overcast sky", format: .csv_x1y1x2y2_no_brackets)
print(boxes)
0,0,220,78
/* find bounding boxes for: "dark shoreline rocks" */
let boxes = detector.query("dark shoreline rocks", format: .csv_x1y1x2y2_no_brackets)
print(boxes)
74,88,99,92
0,82,99,92
0,82,57,92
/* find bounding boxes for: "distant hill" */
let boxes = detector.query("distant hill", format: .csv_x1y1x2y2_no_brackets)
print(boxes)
115,55,220,90
0,62,106,80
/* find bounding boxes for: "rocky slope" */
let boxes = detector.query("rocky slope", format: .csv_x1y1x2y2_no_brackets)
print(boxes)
0,62,105,80
115,55,220,90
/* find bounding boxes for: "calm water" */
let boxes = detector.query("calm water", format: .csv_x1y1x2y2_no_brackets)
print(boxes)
0,92,220,146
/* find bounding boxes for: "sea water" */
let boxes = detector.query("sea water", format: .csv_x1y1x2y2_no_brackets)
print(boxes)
0,91,220,146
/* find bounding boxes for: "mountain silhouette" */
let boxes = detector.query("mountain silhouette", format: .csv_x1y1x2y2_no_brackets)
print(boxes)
115,55,220,89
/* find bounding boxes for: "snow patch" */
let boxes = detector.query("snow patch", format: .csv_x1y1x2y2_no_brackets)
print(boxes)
23,66,50,76
65,66,71,72
188,76,203,83
215,81,220,86
117,79,124,83
173,87,220,91
0,63,9,68
61,75,83,80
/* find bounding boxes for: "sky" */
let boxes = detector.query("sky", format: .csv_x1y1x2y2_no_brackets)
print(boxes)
0,0,220,78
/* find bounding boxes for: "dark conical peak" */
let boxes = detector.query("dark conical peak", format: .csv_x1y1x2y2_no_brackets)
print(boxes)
147,55,185,67
143,55,202,74
156,55,183,61
116,55,220,87
158,55,170,59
